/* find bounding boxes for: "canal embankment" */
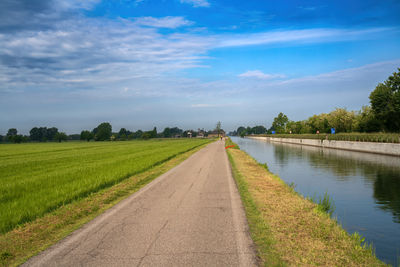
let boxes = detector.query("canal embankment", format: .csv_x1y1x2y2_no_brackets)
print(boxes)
248,136,400,156
226,139,387,267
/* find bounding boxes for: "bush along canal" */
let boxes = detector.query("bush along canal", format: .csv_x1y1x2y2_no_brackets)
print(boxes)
230,136,400,266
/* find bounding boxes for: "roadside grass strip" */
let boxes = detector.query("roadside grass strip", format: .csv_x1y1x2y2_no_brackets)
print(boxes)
0,139,210,266
226,140,387,267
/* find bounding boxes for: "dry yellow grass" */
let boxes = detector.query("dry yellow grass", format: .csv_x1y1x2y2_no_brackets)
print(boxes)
227,147,386,267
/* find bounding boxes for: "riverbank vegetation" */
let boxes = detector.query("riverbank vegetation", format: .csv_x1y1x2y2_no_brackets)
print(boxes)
259,132,400,143
226,139,386,266
231,68,400,137
0,139,210,266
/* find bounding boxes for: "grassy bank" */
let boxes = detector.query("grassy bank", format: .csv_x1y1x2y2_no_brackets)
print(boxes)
0,139,210,266
226,139,387,266
255,133,400,143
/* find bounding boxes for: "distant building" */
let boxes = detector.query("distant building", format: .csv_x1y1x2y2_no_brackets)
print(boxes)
197,129,205,138
207,130,225,138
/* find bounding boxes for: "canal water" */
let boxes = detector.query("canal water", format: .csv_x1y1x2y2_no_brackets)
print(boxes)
230,137,400,266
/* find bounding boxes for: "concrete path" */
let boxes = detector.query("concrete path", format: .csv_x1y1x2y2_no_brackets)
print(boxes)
24,141,258,267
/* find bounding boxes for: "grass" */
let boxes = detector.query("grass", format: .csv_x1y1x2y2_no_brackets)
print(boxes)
0,139,210,234
226,138,387,266
257,133,400,143
0,139,211,266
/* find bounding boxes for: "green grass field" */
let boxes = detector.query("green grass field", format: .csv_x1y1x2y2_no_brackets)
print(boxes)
0,139,210,234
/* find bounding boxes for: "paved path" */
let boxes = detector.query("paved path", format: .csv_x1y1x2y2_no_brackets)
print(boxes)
24,141,257,267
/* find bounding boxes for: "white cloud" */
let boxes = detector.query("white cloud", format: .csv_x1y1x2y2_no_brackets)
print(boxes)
215,27,394,48
239,70,285,79
180,0,210,8
133,16,193,28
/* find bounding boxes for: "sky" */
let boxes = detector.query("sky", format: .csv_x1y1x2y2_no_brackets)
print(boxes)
0,0,400,134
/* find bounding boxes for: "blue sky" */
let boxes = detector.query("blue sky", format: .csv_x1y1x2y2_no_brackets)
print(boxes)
0,0,399,134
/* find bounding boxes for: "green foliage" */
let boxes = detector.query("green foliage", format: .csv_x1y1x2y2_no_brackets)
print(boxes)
6,128,17,138
0,139,210,234
271,112,289,133
29,127,59,142
94,122,112,141
54,132,67,142
263,133,400,143
80,130,93,142
370,68,400,132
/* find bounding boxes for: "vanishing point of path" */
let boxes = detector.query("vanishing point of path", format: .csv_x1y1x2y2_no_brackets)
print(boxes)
24,141,258,267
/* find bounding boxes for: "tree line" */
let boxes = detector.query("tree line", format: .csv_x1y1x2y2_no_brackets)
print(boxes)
0,122,218,143
232,68,400,136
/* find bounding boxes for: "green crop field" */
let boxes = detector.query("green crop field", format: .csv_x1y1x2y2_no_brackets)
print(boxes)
0,139,210,234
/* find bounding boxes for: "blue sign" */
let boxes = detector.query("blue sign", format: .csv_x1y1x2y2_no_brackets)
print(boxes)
331,128,335,134
271,131,276,134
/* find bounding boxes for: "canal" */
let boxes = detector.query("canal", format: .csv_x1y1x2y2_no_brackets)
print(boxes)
230,136,400,266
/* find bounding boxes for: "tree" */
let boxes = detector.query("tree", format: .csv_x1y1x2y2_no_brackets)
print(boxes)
163,127,171,138
369,68,400,132
216,121,222,137
46,127,59,141
271,113,289,133
80,130,93,141
7,128,17,137
237,126,246,136
150,127,157,138
251,125,266,134
54,132,67,142
327,108,356,133
6,128,17,142
142,131,151,140
356,106,381,132
94,122,112,141
133,130,143,139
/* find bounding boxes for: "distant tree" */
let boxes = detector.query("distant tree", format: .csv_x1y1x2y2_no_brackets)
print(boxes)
142,131,151,140
118,128,128,140
68,134,81,141
80,130,93,141
369,68,400,132
251,125,267,134
237,126,246,136
133,130,143,139
94,122,112,141
150,127,157,138
7,128,18,137
6,128,18,142
353,106,381,132
29,127,40,141
118,128,127,137
271,113,289,133
0,135,4,142
11,135,28,143
54,132,67,142
46,127,59,141
163,127,171,138
170,127,183,137
327,108,356,133
216,121,222,137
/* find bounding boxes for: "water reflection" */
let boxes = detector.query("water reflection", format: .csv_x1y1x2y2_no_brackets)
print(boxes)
271,142,400,223
374,171,400,223
231,137,400,265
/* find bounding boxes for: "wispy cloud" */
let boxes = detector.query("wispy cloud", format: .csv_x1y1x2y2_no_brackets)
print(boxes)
215,27,395,48
180,0,210,8
133,16,193,28
239,70,285,79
